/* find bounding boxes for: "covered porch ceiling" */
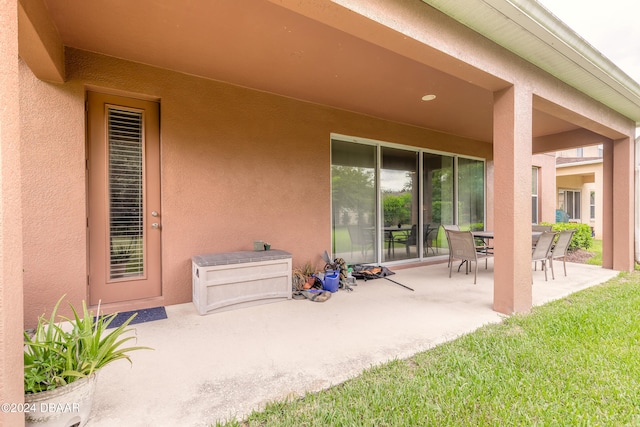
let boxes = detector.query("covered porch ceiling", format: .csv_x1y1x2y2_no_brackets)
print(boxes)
25,0,638,143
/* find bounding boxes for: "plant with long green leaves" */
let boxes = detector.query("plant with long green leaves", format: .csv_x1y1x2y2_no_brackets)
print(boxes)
24,296,151,393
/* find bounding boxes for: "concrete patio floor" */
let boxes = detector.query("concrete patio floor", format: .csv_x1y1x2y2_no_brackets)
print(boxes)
88,260,619,426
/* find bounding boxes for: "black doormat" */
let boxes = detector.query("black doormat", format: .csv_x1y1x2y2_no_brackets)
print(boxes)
104,306,167,329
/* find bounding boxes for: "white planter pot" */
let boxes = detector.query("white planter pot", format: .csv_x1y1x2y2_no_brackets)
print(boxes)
24,373,98,427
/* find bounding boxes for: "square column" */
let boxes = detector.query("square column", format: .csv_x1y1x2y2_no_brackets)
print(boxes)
0,0,26,425
602,137,635,271
492,86,533,314
602,142,613,268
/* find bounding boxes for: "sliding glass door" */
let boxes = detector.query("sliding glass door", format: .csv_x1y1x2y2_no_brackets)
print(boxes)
381,148,419,262
423,153,454,254
457,157,485,230
331,140,377,264
331,137,485,265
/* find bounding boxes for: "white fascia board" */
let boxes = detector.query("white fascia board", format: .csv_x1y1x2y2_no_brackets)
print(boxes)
422,0,640,123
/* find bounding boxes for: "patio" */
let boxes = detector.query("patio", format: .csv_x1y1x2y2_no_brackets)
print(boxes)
88,261,618,426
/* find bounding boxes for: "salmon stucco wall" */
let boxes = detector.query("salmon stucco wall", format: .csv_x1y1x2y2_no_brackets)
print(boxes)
533,153,556,224
19,48,492,324
2,0,26,421
20,59,87,325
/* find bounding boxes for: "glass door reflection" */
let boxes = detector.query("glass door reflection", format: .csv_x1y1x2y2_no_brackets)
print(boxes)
381,147,419,262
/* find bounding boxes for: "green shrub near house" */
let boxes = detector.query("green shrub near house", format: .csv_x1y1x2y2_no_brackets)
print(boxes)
541,222,592,251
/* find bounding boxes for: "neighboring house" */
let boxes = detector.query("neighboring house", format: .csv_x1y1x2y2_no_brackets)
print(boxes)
556,145,604,238
2,0,640,415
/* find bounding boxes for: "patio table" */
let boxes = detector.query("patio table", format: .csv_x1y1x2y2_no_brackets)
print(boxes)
458,230,543,272
472,230,542,239
472,230,543,248
384,225,412,256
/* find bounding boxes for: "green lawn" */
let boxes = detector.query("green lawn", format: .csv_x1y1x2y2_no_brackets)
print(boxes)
585,239,602,266
583,239,640,271
218,271,640,426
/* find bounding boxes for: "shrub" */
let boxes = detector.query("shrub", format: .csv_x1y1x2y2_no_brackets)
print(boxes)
541,222,592,251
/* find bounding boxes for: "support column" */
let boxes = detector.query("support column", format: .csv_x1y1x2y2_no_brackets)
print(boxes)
0,1,25,426
492,86,533,314
602,143,614,269
612,137,634,271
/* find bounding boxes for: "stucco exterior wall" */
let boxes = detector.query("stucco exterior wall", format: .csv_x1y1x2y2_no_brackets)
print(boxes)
20,60,86,324
557,175,586,188
20,48,493,325
1,0,25,423
533,153,556,224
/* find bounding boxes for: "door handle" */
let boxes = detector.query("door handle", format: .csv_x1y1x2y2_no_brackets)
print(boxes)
152,223,161,229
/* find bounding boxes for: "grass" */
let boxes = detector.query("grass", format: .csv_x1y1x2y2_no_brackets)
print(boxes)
581,239,640,271
218,271,640,427
585,239,602,266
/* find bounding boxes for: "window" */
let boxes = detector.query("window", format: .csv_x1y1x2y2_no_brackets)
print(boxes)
558,189,581,220
108,107,144,278
532,167,539,224
331,136,485,264
576,147,584,157
590,191,595,220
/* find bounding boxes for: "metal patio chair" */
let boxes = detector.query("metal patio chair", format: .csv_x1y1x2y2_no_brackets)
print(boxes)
347,224,373,257
548,229,575,278
442,224,459,268
447,230,492,284
531,230,557,281
532,224,553,247
394,224,418,256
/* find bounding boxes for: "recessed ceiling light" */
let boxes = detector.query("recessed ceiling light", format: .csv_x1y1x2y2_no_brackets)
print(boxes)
422,94,436,101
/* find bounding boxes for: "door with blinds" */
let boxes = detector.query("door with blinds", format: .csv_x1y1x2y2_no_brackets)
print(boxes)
87,92,162,305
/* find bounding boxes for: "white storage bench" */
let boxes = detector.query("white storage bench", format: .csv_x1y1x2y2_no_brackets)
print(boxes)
192,250,292,315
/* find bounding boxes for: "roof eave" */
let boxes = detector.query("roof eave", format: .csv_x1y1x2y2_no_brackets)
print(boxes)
423,0,640,126
556,159,603,168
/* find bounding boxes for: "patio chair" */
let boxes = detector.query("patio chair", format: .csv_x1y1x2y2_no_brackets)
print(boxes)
548,229,575,278
395,224,439,257
395,224,417,256
531,231,557,281
532,224,552,246
442,224,459,267
347,225,373,257
473,235,493,270
424,224,438,255
447,230,492,284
